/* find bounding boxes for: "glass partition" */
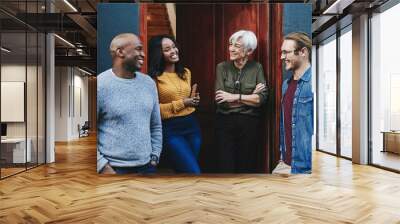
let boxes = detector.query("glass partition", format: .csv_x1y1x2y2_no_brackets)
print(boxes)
317,35,337,155
0,1,46,179
1,30,28,177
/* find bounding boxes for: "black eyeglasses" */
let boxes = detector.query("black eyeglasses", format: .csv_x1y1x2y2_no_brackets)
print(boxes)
280,49,298,56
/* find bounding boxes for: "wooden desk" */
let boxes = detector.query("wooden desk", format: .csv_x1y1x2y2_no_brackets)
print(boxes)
381,131,400,154
1,138,31,163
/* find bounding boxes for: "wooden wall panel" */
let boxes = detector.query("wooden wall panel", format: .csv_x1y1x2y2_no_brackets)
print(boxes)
140,4,148,74
258,4,270,172
270,4,284,171
146,4,174,39
176,4,218,171
177,4,215,112
216,4,259,62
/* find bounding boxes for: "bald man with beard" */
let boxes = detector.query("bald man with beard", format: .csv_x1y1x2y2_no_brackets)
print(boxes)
97,33,162,174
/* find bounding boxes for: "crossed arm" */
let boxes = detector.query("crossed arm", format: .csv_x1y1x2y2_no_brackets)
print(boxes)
215,83,266,107
214,63,267,108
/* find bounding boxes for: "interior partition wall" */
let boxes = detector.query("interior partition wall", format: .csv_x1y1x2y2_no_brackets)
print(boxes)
0,0,46,179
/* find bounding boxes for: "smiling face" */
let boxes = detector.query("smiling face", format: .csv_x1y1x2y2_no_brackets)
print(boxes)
229,37,249,61
280,39,302,72
120,35,145,72
161,38,179,64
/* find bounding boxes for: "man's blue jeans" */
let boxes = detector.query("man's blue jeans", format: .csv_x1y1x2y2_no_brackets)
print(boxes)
112,163,156,174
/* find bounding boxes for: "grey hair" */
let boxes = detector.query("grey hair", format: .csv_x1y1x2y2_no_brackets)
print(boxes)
229,30,258,52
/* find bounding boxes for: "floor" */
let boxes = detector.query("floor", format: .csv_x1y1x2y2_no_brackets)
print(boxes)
0,167,25,177
1,163,43,178
0,135,400,223
372,150,400,171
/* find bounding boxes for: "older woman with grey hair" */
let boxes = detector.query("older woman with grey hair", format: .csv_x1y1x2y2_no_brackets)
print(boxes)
215,30,268,173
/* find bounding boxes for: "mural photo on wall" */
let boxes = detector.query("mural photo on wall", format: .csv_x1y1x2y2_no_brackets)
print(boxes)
96,3,313,175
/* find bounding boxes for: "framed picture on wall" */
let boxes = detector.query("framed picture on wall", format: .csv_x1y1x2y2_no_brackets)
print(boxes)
1,81,25,122
96,3,312,175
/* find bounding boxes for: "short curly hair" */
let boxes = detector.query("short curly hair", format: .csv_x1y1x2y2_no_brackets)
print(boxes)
229,30,258,53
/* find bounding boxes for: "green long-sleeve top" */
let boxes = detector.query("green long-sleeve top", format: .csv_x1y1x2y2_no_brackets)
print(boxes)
215,60,268,116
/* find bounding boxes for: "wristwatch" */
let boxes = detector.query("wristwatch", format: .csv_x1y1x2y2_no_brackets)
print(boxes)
150,154,159,166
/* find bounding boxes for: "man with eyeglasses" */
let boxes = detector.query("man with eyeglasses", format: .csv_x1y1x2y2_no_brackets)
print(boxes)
274,32,313,174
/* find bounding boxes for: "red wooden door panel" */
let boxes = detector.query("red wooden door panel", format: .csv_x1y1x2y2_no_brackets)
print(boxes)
175,3,282,173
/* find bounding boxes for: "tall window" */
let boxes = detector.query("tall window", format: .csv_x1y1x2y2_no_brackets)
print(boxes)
339,27,352,158
317,35,337,154
370,3,400,171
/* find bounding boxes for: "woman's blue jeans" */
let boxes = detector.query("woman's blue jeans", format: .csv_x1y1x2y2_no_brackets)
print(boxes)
162,114,201,174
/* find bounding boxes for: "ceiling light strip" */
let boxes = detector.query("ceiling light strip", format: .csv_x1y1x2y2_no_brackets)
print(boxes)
323,0,355,15
63,0,78,12
54,34,75,48
1,47,11,53
77,67,93,76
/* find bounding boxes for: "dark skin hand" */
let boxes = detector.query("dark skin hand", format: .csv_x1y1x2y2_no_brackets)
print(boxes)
184,84,200,107
101,163,116,174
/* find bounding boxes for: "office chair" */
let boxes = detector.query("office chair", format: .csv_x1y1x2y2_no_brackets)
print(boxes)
78,121,90,138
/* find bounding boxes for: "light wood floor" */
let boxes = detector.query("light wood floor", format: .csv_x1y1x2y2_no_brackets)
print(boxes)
372,150,400,171
1,167,26,177
0,135,400,223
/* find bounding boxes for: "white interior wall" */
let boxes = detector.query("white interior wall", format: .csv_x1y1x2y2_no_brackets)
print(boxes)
54,66,89,141
1,64,46,164
1,65,26,145
55,66,68,141
1,65,35,138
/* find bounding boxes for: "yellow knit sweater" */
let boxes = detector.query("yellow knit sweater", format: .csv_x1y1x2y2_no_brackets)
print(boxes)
156,68,195,120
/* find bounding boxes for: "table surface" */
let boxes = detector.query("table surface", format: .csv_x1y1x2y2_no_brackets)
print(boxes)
381,131,400,134
1,138,28,143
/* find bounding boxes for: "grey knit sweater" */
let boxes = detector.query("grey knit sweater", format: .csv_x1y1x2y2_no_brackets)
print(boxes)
97,69,162,173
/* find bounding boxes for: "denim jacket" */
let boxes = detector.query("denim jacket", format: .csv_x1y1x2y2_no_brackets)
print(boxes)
280,67,313,174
